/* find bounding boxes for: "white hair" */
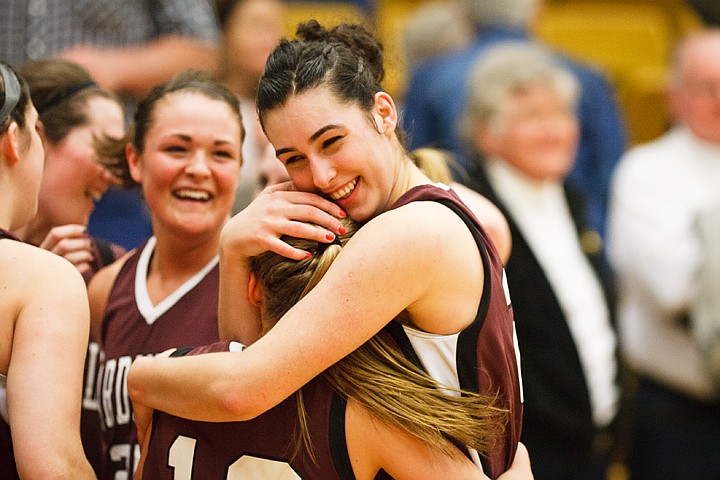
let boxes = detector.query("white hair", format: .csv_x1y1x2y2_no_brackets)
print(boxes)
459,42,580,145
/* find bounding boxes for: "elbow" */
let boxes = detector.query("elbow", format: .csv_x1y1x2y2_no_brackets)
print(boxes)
213,384,267,422
16,452,94,480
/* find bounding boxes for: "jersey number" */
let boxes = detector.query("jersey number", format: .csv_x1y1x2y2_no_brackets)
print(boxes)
168,435,301,479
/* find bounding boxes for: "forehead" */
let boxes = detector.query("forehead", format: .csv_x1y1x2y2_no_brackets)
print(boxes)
262,88,366,141
681,37,720,77
149,91,240,133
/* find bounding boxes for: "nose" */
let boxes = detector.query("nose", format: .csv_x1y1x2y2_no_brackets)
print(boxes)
185,151,211,177
308,154,337,190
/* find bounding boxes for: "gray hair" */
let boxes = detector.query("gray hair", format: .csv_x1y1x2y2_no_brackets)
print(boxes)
459,42,580,146
460,0,540,29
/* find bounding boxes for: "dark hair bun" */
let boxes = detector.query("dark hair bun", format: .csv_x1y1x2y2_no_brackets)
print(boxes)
296,20,385,84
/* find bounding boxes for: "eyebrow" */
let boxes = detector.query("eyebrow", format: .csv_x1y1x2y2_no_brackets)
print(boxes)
166,133,235,146
275,124,343,156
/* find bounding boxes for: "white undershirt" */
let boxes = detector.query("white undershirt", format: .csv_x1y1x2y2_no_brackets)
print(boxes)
488,159,618,426
0,372,7,423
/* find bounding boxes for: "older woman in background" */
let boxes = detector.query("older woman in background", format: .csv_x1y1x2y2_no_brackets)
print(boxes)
459,42,619,480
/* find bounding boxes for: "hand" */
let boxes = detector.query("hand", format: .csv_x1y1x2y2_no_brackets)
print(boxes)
38,224,94,276
498,443,534,479
59,45,122,93
132,349,175,447
221,181,347,262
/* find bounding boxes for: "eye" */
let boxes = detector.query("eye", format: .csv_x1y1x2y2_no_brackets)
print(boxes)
283,154,306,166
213,149,235,161
321,135,342,150
164,145,187,154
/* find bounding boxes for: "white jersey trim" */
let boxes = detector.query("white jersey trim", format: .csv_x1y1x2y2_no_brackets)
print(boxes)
0,372,7,423
135,236,219,325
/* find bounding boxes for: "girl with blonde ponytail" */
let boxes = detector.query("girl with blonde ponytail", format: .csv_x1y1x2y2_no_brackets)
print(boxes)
136,218,531,479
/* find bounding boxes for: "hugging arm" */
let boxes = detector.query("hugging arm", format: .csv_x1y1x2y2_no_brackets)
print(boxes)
128,202,480,422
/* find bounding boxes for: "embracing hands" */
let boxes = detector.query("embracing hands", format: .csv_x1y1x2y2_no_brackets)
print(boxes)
221,181,347,262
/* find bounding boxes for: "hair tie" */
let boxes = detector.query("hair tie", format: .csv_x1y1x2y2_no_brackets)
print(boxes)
0,64,22,126
357,58,364,75
37,80,97,115
317,234,343,255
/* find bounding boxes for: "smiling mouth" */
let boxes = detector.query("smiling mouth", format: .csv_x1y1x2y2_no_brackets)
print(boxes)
329,178,358,200
174,189,212,201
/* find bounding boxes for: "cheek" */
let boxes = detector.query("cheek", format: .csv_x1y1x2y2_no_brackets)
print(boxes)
215,163,242,193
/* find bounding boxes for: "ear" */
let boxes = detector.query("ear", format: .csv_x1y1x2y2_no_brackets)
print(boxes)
247,271,264,307
1,122,23,167
126,143,143,184
372,91,398,136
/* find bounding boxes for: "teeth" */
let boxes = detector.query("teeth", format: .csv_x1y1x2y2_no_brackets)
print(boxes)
175,189,210,201
330,178,358,200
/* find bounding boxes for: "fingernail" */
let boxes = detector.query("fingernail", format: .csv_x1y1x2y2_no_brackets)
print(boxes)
304,252,312,259
337,225,346,235
325,232,335,241
338,209,347,218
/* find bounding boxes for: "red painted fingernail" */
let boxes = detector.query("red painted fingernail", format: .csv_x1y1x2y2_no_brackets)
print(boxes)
304,252,312,259
326,232,335,241
338,226,346,235
338,209,347,218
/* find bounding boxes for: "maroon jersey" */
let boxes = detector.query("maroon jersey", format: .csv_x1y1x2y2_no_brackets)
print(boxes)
142,341,356,480
98,237,220,480
383,184,523,479
81,237,125,475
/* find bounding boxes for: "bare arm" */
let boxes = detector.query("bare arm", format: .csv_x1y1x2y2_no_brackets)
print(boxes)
61,36,218,99
129,202,482,421
7,245,95,478
87,251,131,341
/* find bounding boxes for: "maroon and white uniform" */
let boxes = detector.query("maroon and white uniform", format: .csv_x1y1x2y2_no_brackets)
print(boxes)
81,237,125,475
98,237,220,480
383,184,523,479
142,341,363,480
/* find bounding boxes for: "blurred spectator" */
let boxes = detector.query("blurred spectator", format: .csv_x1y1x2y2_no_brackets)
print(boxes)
216,0,286,213
0,0,221,250
607,28,720,480
284,0,373,14
460,42,619,480
402,0,627,239
686,0,720,26
402,1,474,71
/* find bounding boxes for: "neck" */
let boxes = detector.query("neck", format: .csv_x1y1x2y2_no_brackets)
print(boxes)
149,228,221,278
387,149,431,210
12,216,48,246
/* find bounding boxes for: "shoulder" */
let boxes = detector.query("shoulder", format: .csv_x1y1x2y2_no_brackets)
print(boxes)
88,250,134,298
87,249,135,331
2,241,81,282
